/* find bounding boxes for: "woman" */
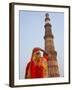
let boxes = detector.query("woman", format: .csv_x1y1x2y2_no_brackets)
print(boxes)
25,47,48,79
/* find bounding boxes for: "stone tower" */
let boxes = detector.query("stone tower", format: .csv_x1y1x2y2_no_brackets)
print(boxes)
44,13,60,77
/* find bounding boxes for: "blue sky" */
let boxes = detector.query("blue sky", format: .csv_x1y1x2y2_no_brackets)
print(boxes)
19,10,64,79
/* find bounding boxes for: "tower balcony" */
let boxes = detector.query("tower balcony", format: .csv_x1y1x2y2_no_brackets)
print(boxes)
44,34,54,39
44,23,52,28
48,50,57,56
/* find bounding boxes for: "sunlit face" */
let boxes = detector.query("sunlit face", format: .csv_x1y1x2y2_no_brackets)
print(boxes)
35,51,41,58
33,51,41,62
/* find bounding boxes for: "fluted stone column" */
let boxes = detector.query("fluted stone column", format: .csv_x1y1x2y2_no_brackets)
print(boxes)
44,13,60,77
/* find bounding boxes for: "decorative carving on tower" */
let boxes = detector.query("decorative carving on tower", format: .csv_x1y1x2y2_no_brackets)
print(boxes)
44,13,60,77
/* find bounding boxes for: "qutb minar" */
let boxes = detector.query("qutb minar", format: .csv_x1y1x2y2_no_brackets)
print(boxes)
44,13,60,77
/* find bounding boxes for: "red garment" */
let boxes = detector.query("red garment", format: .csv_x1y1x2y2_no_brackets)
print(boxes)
36,65,44,78
25,48,48,79
31,60,36,78
31,59,44,78
25,59,44,78
25,62,30,78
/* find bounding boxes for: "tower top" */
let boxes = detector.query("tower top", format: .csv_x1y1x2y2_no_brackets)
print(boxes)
45,13,51,27
45,13,49,18
45,13,50,21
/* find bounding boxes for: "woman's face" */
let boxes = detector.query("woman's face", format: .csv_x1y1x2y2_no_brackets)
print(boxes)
36,51,41,58
33,51,41,61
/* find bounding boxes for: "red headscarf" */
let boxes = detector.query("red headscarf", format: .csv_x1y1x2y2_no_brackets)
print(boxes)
25,48,48,78
31,48,40,78
25,48,40,78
